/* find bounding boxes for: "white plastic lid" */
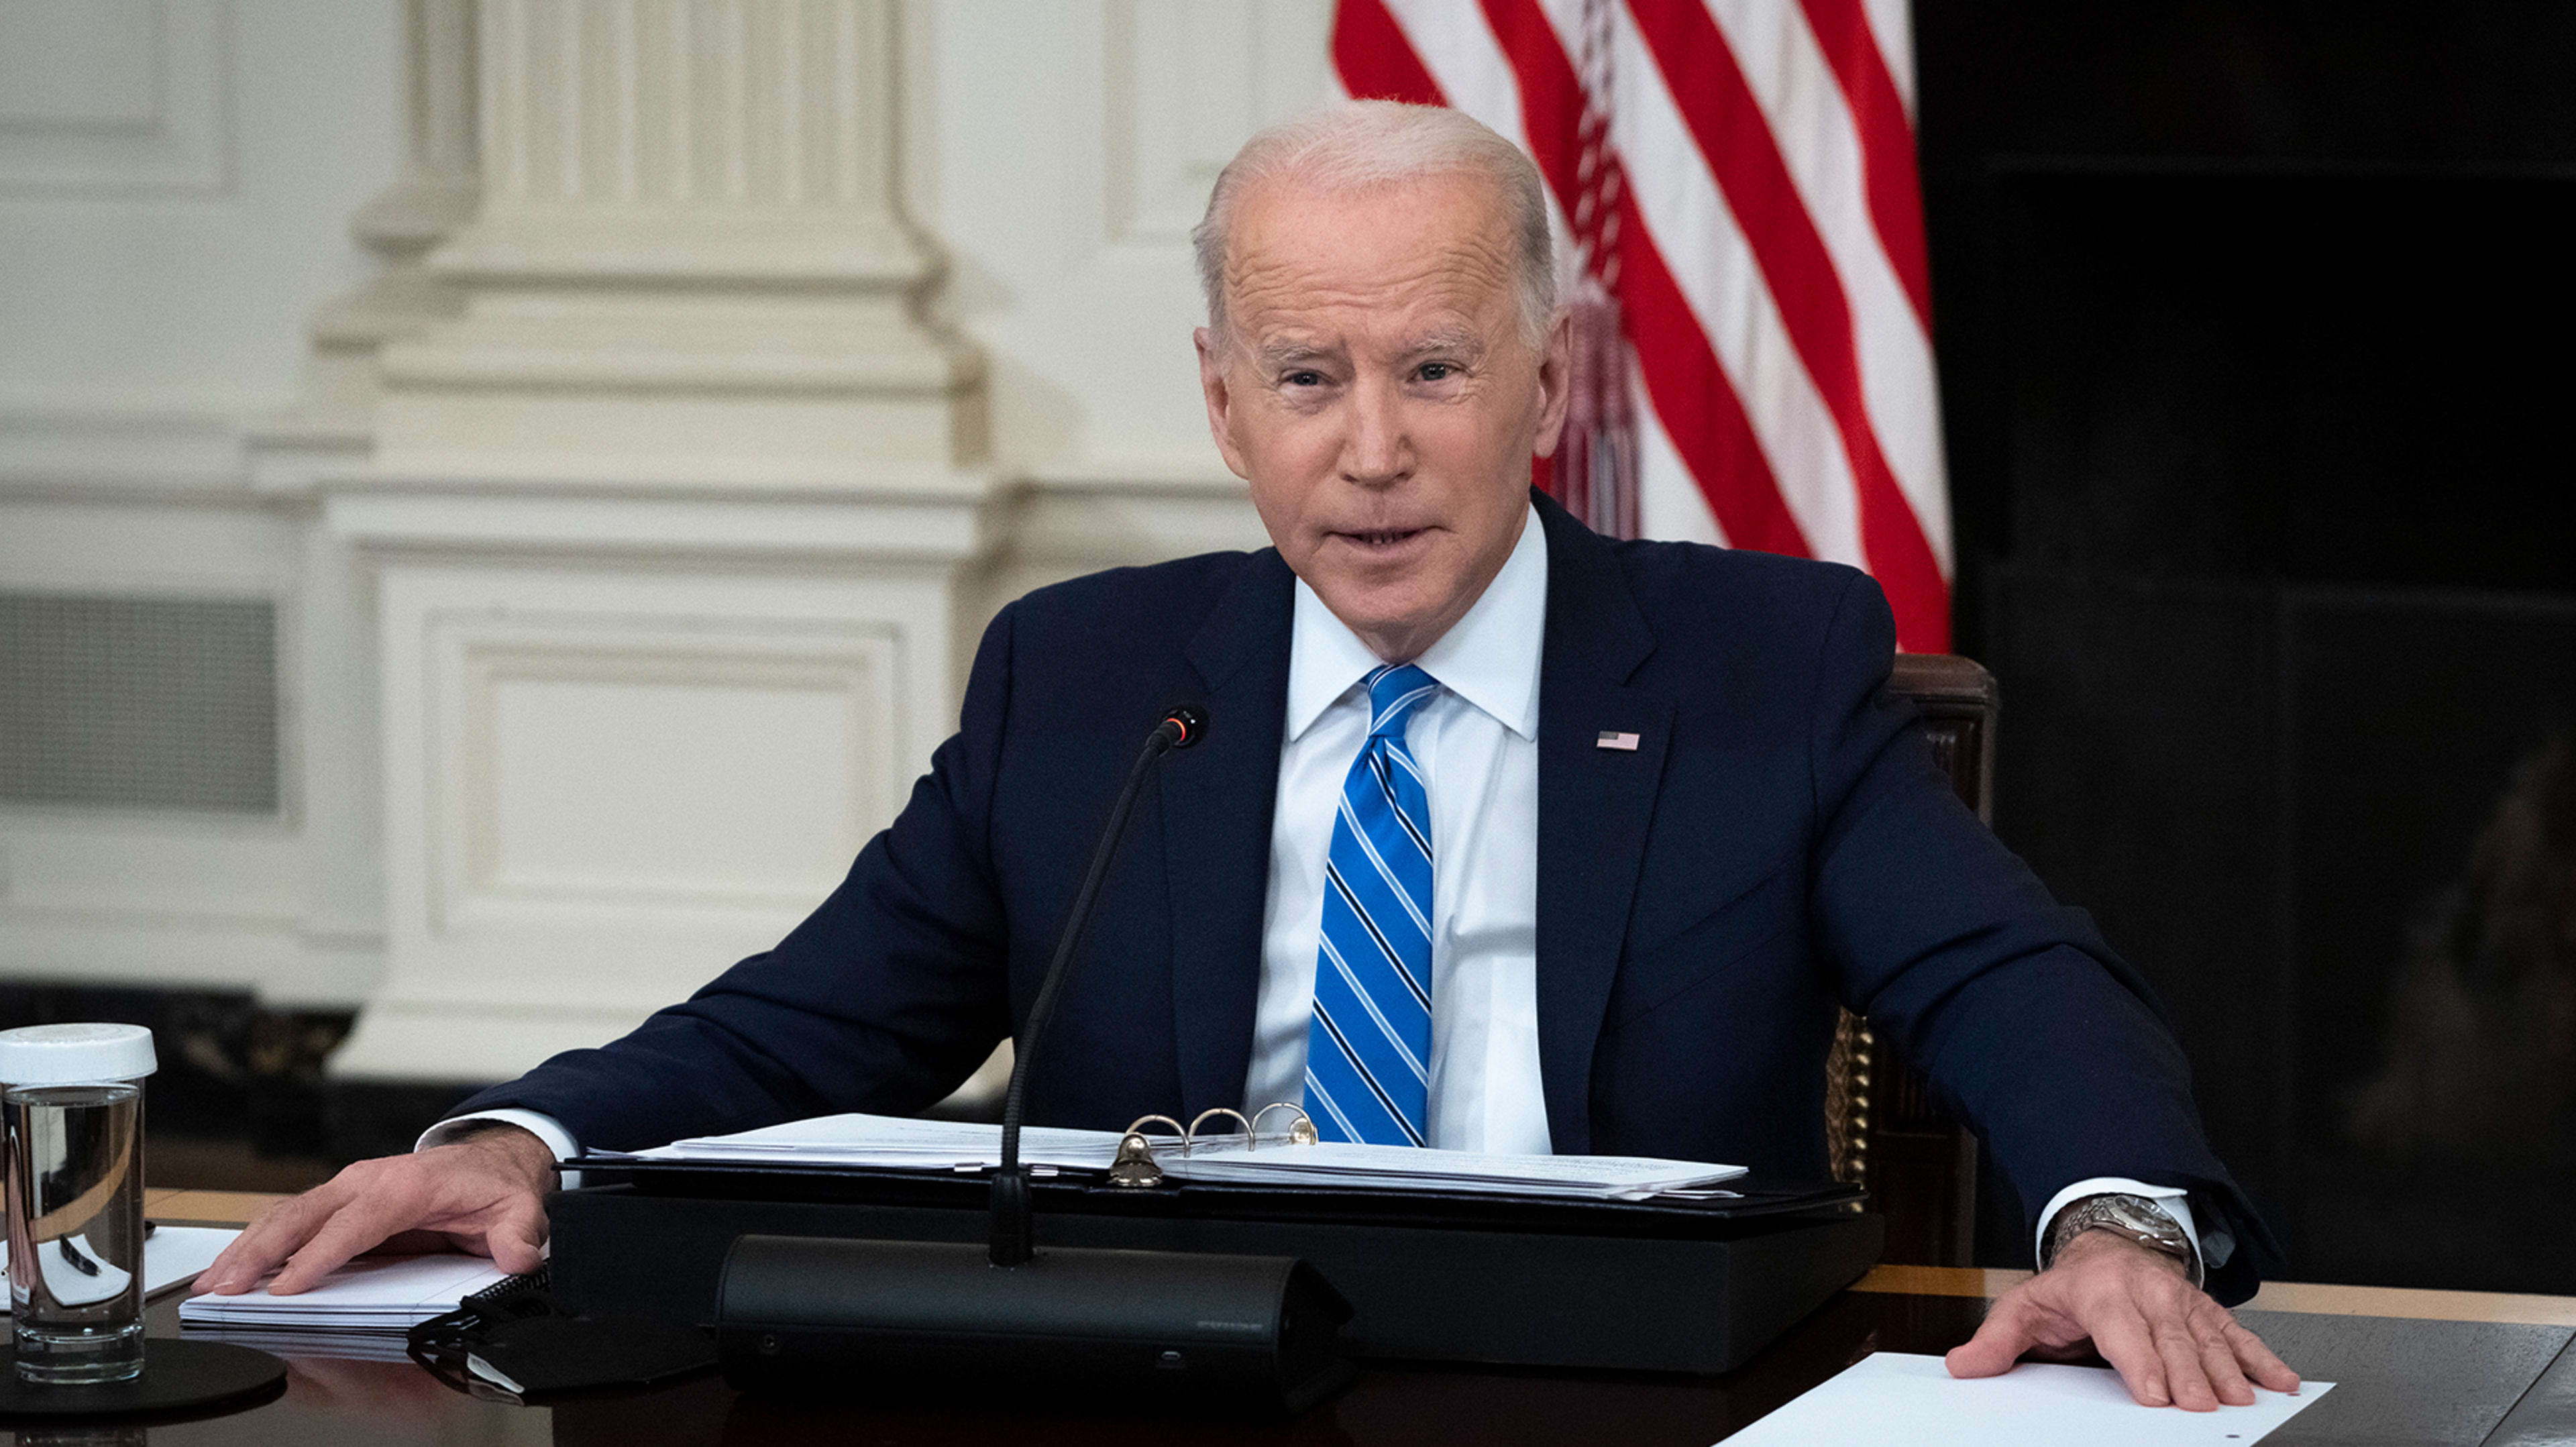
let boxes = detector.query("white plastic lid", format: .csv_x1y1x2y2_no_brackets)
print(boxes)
0,1024,157,1085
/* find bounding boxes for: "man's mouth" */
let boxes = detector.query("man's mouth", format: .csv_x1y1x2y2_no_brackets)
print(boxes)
1337,527,1428,549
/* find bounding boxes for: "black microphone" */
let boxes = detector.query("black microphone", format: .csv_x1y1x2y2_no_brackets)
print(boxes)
991,703,1206,1265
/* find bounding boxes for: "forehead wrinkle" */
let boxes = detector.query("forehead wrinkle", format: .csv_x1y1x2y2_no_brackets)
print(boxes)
1227,270,1516,366
1222,178,1526,351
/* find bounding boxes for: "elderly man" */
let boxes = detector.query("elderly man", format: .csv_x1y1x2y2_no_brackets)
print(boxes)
200,102,2292,1410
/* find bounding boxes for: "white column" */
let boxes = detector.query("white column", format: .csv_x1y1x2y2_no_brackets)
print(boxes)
374,0,979,486
327,0,995,1086
247,0,485,1007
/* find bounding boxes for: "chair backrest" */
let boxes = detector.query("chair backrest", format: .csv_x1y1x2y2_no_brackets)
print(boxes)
1825,653,1996,1266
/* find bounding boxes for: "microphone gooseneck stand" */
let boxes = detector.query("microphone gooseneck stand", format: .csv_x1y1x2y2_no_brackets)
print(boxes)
990,704,1203,1266
711,702,1358,1415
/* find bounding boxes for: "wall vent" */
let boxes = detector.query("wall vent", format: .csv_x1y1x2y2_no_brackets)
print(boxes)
0,593,280,813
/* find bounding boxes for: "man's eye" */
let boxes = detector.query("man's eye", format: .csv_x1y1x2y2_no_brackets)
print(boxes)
1285,370,1325,388
1419,362,1456,381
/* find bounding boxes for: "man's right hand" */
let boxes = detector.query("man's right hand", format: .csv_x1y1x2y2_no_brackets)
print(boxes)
189,1124,557,1297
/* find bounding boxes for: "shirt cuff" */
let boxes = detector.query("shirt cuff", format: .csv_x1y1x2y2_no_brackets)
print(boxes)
417,1108,582,1163
2035,1177,2203,1281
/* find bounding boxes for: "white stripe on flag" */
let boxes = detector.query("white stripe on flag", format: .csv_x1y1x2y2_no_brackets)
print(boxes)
1609,1,1867,569
1383,0,1527,139
1706,0,1950,572
1633,354,1724,545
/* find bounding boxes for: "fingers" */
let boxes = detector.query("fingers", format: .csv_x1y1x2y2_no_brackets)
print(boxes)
196,1144,557,1299
192,1184,353,1295
2196,1318,2255,1408
1945,1296,2040,1380
482,1201,549,1276
269,1191,416,1295
1943,1254,2302,1417
2226,1317,2302,1394
2086,1303,2171,1408
2151,1317,2219,1411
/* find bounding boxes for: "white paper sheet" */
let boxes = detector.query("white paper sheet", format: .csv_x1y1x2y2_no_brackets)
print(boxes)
1718,1352,2334,1446
0,1225,238,1312
178,1251,508,1334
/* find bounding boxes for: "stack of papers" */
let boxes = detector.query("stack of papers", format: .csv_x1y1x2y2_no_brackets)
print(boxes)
178,1252,510,1335
178,1324,421,1364
597,1112,1746,1201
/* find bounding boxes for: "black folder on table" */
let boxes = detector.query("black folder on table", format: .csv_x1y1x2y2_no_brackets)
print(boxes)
547,1156,1878,1375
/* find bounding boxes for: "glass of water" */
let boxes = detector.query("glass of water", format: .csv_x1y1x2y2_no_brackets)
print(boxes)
0,1024,156,1386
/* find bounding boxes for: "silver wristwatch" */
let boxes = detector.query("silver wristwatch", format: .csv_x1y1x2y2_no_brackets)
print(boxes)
2044,1193,2202,1287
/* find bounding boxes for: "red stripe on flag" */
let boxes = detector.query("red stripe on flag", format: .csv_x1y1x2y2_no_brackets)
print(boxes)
1796,0,1933,332
1473,0,1808,558
1616,197,1811,559
1474,0,1580,199
1626,0,1946,649
1332,0,1449,105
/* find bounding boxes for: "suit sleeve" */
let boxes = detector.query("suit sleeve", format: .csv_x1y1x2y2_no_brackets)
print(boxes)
446,602,1024,1151
1804,572,2282,1303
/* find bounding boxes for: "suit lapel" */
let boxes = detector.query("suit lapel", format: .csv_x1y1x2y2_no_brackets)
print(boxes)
1532,494,1671,1155
1165,550,1296,1117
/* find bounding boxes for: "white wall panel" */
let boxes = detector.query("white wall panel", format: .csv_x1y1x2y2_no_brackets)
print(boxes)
920,0,1330,484
0,0,229,195
455,627,892,912
335,554,954,1079
0,0,394,411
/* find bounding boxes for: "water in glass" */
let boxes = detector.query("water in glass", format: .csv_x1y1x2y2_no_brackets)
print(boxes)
7,1083,146,1384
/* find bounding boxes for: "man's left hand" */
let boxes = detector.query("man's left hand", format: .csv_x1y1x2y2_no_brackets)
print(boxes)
1945,1229,2300,1409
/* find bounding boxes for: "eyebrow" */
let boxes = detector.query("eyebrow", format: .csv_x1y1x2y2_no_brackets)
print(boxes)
1255,338,1340,370
1400,328,1487,360
1250,329,1489,370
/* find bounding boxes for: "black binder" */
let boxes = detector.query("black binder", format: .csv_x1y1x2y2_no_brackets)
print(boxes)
547,1157,1878,1375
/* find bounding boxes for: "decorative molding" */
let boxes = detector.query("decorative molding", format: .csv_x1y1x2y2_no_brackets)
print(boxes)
436,619,898,922
0,402,250,496
0,0,231,197
374,1,980,490
324,488,998,562
338,557,961,1082
475,0,890,214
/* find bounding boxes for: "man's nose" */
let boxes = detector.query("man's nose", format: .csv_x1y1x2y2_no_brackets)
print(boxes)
1339,376,1411,486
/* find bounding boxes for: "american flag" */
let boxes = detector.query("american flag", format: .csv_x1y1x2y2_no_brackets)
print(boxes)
1330,0,1952,652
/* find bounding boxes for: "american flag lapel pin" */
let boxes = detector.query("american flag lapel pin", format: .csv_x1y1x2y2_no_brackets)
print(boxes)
1597,730,1642,751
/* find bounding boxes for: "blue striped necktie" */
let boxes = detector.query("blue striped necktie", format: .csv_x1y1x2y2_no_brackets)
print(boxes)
1303,663,1440,1147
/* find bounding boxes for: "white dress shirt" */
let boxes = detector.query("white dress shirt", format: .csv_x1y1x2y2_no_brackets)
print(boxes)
1240,504,1553,1155
429,500,2204,1273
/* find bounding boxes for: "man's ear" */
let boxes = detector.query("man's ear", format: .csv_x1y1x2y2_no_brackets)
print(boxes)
1195,327,1253,481
1529,308,1574,460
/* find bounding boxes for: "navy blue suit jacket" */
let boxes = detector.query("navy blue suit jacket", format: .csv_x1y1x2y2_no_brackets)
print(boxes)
463,492,2277,1300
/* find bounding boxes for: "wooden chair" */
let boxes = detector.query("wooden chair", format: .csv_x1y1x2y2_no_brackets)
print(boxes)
1824,653,1997,1266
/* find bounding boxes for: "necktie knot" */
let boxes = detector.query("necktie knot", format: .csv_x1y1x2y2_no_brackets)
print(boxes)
1364,664,1439,742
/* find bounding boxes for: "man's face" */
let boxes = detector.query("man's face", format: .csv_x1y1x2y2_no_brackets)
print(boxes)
1197,172,1570,663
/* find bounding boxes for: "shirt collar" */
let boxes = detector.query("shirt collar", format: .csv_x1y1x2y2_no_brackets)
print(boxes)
1283,503,1548,743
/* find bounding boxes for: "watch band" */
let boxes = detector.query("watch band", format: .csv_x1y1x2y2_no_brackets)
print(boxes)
2045,1193,2202,1287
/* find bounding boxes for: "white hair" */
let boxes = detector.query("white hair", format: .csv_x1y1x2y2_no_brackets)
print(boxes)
1192,101,1557,351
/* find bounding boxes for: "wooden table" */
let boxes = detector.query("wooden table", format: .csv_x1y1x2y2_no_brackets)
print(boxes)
123,1190,2576,1446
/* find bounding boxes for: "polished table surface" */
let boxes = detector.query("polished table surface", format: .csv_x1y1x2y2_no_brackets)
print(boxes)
75,1190,2576,1446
